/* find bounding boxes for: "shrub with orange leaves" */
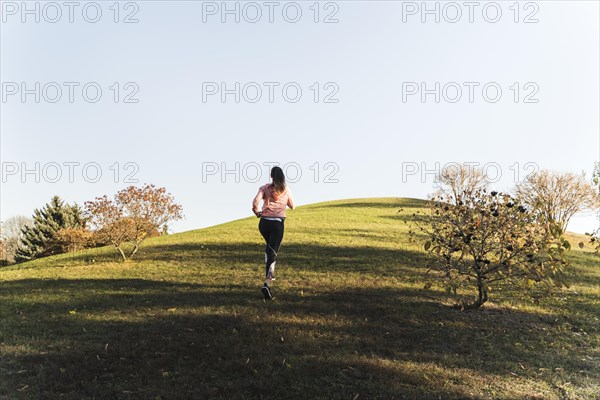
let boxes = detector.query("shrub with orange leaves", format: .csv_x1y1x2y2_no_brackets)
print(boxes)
85,184,183,260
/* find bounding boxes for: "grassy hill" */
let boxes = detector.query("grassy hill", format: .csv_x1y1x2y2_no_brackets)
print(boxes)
1,198,598,399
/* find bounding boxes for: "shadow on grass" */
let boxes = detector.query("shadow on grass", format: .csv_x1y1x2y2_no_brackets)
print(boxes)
566,252,600,288
133,242,428,276
333,228,403,242
1,277,596,399
2,246,125,270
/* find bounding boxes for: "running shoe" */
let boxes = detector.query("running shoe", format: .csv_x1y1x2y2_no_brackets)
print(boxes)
261,284,273,300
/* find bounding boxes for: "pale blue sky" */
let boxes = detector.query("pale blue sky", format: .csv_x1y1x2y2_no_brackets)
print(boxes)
1,1,599,233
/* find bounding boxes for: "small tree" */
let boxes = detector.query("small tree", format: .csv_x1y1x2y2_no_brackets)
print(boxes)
85,184,183,261
411,189,571,309
0,229,6,265
0,216,33,263
435,164,489,205
515,170,600,233
587,163,600,253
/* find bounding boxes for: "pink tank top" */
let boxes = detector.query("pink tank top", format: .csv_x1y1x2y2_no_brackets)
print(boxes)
252,183,295,218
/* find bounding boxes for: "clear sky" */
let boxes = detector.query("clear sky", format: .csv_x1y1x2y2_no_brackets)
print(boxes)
1,1,599,234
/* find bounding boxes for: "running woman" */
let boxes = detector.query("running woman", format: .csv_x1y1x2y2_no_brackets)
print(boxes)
252,166,295,300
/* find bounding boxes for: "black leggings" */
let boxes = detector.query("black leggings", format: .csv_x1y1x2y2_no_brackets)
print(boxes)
258,218,285,279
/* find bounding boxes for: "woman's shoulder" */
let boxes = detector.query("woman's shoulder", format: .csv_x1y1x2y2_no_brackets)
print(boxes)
259,183,272,191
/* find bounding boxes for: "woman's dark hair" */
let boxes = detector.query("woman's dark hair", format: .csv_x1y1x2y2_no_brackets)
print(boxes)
271,166,286,193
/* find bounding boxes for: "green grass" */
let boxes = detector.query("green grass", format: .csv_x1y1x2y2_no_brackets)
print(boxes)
1,198,598,399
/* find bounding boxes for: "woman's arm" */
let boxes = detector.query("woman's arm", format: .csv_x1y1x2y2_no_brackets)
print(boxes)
287,190,295,210
252,188,264,216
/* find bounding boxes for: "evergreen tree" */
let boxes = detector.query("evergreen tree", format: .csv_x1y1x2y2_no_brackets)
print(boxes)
15,196,83,262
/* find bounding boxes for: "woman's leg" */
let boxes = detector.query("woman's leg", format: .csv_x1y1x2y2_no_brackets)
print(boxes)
258,219,284,284
265,221,284,281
